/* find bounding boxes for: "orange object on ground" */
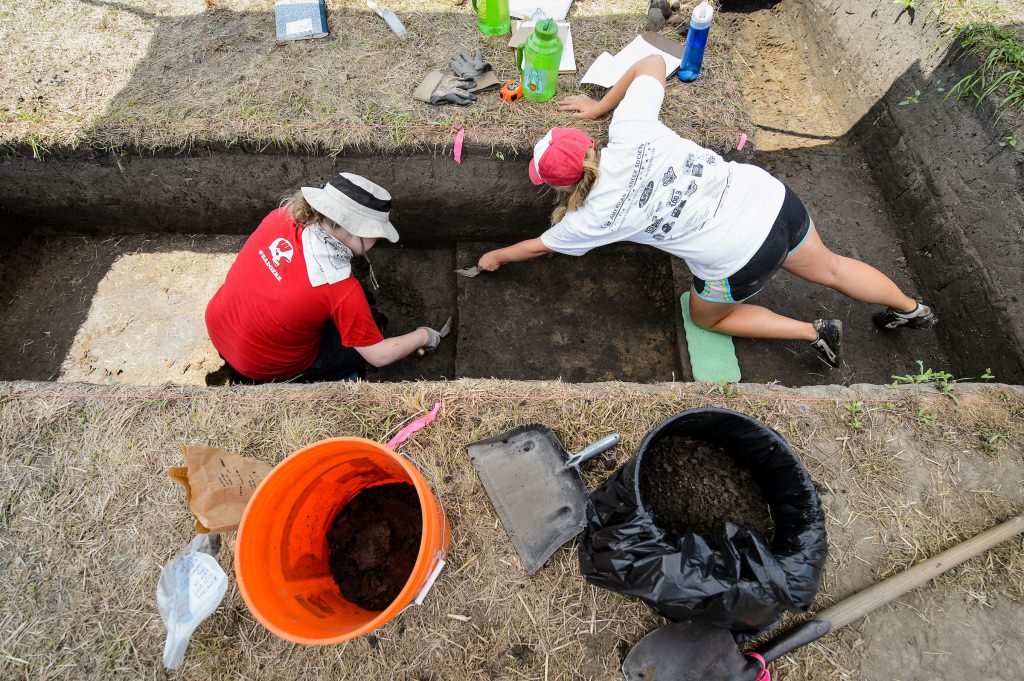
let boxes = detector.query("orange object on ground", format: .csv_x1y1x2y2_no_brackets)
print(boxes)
235,437,449,645
500,80,523,103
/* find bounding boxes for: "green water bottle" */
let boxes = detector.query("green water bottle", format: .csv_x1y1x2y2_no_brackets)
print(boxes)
472,0,510,36
517,19,563,102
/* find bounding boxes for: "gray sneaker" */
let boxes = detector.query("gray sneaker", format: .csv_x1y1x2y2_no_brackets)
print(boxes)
873,302,938,330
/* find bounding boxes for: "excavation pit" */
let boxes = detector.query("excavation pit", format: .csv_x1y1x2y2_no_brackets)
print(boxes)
0,0,1021,387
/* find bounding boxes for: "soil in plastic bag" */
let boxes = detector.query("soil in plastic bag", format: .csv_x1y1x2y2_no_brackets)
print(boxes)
327,483,422,611
639,436,774,543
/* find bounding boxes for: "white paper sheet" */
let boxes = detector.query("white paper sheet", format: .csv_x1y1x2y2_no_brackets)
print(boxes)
509,0,573,21
580,35,679,88
514,20,576,72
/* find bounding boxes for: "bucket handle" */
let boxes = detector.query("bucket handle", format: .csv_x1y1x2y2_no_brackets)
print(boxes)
384,402,451,610
413,554,447,606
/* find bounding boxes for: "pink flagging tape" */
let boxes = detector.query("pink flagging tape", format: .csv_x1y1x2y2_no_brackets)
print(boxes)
454,128,465,164
386,402,442,450
737,132,748,151
748,652,770,681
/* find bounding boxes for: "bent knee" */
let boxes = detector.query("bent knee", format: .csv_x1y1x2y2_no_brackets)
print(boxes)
689,301,728,330
692,313,718,330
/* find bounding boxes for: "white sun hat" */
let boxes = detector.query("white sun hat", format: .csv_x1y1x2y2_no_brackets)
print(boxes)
300,173,400,243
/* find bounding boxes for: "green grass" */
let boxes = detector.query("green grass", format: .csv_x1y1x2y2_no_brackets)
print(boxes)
949,21,1024,119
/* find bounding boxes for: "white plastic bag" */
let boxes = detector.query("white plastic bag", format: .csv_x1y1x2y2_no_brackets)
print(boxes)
157,534,228,669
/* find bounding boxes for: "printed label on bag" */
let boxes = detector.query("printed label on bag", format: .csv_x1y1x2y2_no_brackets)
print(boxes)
523,67,548,93
286,18,314,35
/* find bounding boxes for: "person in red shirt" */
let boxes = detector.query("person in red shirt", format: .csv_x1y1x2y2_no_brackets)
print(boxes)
206,173,445,382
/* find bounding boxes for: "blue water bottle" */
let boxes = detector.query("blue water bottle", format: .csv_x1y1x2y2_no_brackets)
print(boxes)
678,1,714,82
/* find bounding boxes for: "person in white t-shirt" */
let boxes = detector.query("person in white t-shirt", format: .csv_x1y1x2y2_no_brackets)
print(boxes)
476,55,937,368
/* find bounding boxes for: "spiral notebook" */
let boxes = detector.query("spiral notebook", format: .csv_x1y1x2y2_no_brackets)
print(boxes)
275,0,329,41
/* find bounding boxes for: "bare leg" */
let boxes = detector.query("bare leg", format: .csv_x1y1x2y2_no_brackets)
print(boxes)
689,290,817,341
783,224,917,312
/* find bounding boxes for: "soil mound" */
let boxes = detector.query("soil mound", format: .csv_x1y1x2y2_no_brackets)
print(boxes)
327,483,422,611
639,436,774,543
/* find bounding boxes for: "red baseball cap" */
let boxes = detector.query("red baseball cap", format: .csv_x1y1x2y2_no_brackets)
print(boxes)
529,128,596,187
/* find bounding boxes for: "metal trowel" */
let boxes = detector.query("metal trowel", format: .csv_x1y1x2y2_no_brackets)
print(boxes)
467,425,620,574
454,266,481,277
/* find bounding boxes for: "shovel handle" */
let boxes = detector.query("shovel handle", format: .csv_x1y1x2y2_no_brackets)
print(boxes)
564,433,620,469
757,514,1024,665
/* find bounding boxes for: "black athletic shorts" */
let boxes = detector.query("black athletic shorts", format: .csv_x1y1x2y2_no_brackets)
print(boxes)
226,321,365,384
692,184,812,303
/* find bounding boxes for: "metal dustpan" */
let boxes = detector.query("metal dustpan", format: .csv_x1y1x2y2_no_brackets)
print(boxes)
467,424,619,574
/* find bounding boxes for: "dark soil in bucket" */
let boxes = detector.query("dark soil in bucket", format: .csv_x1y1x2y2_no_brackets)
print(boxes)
327,482,422,611
639,436,774,544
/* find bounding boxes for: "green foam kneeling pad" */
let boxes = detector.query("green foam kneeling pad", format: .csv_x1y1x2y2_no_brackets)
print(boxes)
680,292,741,383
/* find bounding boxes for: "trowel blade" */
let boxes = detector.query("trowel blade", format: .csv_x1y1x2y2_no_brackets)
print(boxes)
438,316,453,338
621,621,756,681
454,266,481,278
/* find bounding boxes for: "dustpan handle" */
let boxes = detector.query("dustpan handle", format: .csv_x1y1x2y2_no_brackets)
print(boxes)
564,433,620,469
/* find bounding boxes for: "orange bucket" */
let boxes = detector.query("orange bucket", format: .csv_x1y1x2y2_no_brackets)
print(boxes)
235,437,449,645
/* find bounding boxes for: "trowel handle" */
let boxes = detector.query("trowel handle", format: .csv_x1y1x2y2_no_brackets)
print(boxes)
564,433,620,469
756,513,1024,666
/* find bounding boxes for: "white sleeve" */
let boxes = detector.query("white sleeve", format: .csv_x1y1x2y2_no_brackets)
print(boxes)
540,211,622,256
609,76,666,144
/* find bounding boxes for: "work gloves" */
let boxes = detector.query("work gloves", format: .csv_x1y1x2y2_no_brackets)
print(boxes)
419,326,443,354
450,49,492,88
413,69,477,106
413,49,499,106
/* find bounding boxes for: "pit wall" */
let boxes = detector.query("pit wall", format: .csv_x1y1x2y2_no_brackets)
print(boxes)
0,149,548,247
795,0,1024,380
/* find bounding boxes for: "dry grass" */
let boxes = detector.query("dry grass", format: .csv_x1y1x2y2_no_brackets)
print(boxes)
929,0,1024,29
0,0,749,155
0,379,1021,679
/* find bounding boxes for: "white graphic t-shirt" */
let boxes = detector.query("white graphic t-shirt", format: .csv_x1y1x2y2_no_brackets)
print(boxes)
540,76,785,280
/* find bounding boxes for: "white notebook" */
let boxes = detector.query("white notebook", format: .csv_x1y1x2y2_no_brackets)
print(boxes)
581,33,683,88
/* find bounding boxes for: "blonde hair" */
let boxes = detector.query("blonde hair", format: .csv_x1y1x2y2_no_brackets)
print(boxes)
281,190,341,231
550,147,600,225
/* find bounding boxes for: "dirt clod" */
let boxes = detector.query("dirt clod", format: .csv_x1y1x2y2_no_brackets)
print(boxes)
327,483,422,611
639,436,774,543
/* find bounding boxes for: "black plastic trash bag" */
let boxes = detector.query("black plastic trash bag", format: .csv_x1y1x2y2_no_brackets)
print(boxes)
578,408,828,637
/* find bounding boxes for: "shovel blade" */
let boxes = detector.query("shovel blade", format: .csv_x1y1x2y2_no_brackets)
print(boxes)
622,621,756,681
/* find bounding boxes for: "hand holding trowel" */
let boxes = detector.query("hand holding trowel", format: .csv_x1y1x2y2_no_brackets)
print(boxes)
418,316,452,356
468,426,620,574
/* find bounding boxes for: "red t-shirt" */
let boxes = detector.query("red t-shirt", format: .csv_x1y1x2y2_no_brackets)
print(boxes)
206,208,384,380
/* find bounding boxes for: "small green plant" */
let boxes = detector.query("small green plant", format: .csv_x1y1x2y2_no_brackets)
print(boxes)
899,89,922,105
917,407,937,425
999,135,1017,148
977,426,1007,454
890,361,994,399
715,380,736,398
495,150,506,161
894,0,915,10
844,401,865,430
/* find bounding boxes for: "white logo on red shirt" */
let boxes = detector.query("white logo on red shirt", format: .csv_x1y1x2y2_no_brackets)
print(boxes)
269,238,294,266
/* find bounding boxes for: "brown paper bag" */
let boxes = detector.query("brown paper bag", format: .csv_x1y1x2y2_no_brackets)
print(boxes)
169,445,274,533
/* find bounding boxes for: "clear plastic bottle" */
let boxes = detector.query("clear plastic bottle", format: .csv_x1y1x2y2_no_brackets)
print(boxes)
678,1,714,82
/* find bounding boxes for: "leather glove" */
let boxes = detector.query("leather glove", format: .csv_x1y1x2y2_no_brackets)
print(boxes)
450,49,492,87
419,326,443,354
412,69,477,106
